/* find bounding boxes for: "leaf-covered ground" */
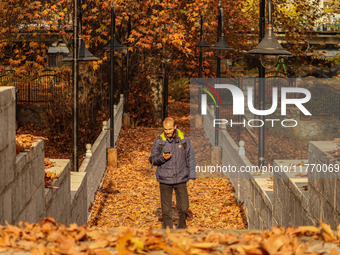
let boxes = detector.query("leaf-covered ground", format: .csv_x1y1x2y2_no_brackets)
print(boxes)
0,217,339,254
88,101,248,229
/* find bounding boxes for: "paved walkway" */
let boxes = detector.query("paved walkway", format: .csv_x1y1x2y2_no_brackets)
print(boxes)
88,101,248,230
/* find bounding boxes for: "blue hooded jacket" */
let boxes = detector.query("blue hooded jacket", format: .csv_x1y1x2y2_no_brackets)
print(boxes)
149,129,196,184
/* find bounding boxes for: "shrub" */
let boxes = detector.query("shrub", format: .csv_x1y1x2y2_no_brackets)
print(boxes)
169,78,190,102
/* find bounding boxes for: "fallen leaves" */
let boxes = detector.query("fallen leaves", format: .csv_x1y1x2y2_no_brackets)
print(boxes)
44,158,60,188
0,218,340,255
15,134,37,153
44,158,55,169
0,217,339,254
319,220,338,243
290,225,320,236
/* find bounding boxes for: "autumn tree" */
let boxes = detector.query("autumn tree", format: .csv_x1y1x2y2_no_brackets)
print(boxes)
0,0,73,73
0,0,327,125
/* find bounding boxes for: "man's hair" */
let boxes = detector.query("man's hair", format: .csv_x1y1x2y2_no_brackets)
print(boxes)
163,117,176,126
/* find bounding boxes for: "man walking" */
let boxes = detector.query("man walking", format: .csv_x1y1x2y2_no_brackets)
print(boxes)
149,117,196,229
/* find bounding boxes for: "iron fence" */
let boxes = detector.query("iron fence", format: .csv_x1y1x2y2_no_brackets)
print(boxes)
0,69,70,104
300,84,340,120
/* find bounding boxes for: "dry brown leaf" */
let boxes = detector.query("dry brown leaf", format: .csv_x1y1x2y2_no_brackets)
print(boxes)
319,221,338,242
239,244,265,255
330,247,338,255
261,234,288,254
291,237,309,255
91,249,114,255
89,240,110,250
116,231,134,255
166,228,192,253
190,247,209,254
87,230,104,240
191,242,218,250
54,238,78,254
74,227,87,241
290,226,320,236
44,158,55,169
163,245,187,255
30,243,47,255
45,182,59,189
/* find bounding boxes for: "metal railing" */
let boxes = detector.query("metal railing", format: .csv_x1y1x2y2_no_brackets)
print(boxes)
300,84,340,120
0,69,70,104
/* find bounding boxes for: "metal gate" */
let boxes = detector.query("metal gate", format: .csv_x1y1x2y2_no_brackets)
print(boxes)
0,69,70,104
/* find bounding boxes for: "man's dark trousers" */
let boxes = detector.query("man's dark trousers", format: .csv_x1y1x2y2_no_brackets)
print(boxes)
160,182,189,229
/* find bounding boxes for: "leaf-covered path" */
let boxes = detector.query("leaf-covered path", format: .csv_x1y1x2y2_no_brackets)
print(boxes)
88,101,247,229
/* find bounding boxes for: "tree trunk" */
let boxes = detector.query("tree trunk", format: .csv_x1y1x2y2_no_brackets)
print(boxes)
150,75,163,124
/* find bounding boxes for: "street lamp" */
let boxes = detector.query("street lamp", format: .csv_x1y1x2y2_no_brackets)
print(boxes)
63,0,99,172
104,5,125,148
124,15,132,115
211,4,233,78
247,0,291,168
211,5,233,147
195,15,210,115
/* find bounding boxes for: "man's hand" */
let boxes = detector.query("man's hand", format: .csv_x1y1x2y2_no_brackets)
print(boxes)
187,179,194,189
162,152,172,160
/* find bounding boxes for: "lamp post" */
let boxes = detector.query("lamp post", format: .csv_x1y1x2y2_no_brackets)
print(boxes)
247,0,291,168
124,16,132,114
211,5,233,146
195,15,210,115
105,5,125,148
62,0,99,172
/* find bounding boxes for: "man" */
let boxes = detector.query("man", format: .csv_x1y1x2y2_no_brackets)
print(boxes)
149,117,196,229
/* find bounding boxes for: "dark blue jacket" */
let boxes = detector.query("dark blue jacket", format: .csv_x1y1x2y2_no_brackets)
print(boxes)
149,129,196,184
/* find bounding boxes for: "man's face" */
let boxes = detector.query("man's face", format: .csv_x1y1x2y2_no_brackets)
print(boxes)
163,121,177,138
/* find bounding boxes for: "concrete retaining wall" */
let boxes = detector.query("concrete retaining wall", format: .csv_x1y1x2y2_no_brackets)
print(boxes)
308,141,340,229
12,140,45,224
79,94,124,212
0,87,124,226
273,160,315,227
44,159,71,223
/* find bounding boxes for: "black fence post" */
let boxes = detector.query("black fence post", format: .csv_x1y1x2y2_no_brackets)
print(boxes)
215,105,219,146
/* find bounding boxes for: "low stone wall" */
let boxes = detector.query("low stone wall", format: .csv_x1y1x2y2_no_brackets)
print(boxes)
79,124,109,212
246,175,273,230
0,87,88,226
0,87,16,224
44,159,71,224
273,160,315,227
70,172,87,226
12,140,45,224
308,141,340,229
79,94,124,213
